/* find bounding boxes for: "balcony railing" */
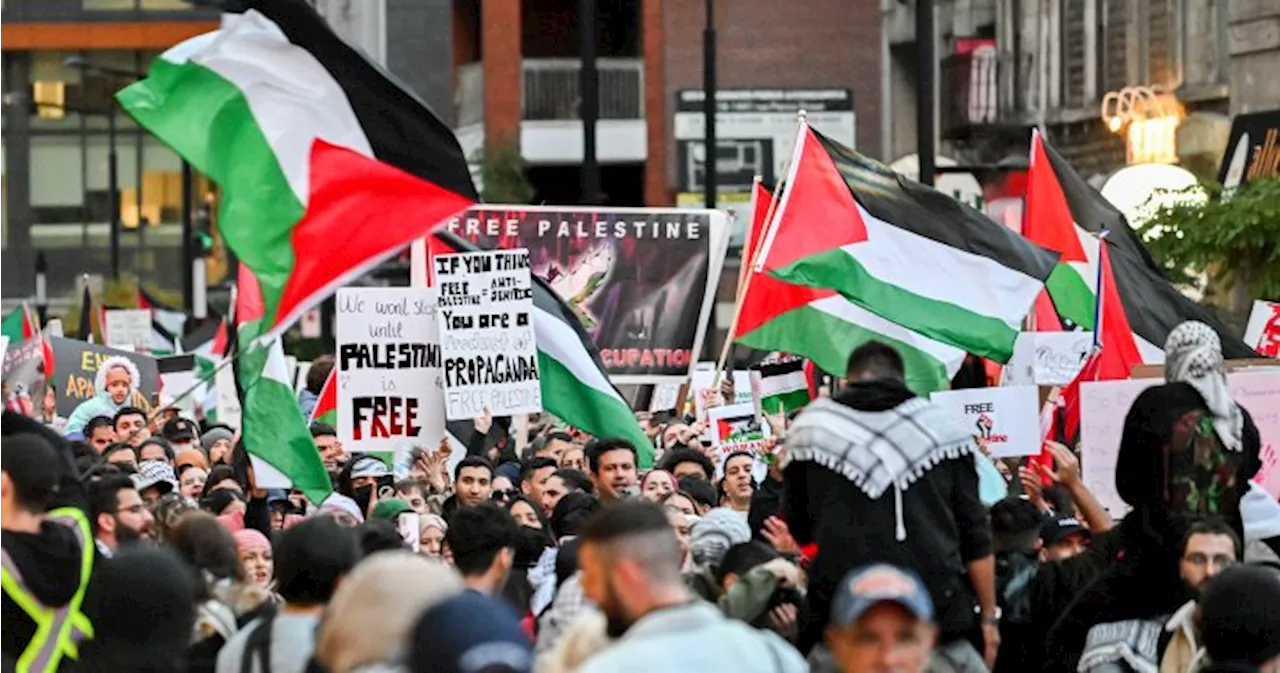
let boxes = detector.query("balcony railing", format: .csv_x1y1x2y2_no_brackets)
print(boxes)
523,58,643,121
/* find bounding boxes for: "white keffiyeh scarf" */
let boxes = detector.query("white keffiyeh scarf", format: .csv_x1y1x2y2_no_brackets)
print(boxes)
1164,321,1243,452
782,396,976,541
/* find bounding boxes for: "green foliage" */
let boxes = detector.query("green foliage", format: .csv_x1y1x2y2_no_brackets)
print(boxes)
475,140,535,205
1137,176,1280,301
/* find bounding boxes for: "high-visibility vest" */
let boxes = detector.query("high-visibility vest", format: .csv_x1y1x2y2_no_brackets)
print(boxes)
1,508,96,673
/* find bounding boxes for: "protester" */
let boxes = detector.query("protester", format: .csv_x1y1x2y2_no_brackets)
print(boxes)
823,565,938,673
163,416,202,454
418,513,449,559
559,444,588,473
677,475,716,515
492,475,519,505
444,456,496,519
312,552,463,673
1039,514,1091,562
309,422,346,476
587,438,639,503
297,355,333,421
784,342,996,668
84,415,117,454
103,443,139,471
574,500,806,673
520,456,558,506
216,517,360,673
181,465,211,499
540,431,575,464
640,469,678,502
235,529,275,589
1197,563,1280,672
540,468,588,515
88,472,154,557
447,502,520,596
721,451,755,513
139,436,176,464
202,425,236,466
134,459,179,505
409,590,535,673
659,448,716,483
662,490,700,518
113,406,151,448
64,356,142,435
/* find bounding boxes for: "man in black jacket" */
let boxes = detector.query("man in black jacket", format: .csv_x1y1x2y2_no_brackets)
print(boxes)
783,342,998,669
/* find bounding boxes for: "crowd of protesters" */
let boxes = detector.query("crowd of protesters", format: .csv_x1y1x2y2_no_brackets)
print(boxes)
3,321,1279,673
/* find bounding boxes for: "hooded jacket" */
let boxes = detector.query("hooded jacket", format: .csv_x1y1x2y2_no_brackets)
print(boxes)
64,356,143,435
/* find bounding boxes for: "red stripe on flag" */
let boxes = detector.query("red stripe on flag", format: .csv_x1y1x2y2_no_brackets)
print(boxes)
310,367,338,425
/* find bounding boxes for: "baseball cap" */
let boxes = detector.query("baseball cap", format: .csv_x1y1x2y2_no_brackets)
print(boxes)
831,564,934,627
162,417,199,443
1040,515,1090,547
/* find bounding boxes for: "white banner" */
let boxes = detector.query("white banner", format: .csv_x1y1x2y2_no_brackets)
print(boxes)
336,288,446,459
105,309,152,352
435,249,542,419
1003,332,1094,386
931,385,1041,458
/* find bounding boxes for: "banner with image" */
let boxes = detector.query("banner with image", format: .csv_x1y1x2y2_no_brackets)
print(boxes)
336,288,447,460
441,206,730,381
435,249,542,419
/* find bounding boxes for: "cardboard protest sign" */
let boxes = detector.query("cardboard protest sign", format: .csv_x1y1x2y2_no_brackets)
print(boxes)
1002,332,1093,386
1081,370,1280,516
1244,300,1280,358
336,288,447,461
931,385,1041,458
104,309,153,352
440,206,731,381
435,249,542,419
48,338,158,415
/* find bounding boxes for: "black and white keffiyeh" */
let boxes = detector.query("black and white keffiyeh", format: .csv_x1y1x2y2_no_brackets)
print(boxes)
1164,321,1243,452
782,396,976,540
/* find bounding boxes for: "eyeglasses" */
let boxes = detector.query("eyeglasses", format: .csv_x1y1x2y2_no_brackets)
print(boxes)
1182,553,1237,568
116,504,148,515
491,489,519,502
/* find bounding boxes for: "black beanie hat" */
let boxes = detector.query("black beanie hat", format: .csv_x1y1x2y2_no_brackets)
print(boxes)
1200,564,1280,666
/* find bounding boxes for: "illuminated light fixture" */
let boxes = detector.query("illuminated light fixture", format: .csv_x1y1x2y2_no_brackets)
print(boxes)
1100,86,1183,165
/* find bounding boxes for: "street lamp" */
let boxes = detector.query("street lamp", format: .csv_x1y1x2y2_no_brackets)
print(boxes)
64,56,199,319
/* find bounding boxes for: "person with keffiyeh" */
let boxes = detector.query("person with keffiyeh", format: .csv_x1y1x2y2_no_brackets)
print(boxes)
1042,321,1280,672
781,341,997,671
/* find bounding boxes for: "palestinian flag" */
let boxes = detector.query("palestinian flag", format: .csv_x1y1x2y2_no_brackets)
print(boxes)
192,318,229,382
233,266,332,503
1032,134,1257,360
1,303,54,382
138,286,188,353
756,125,1059,363
117,0,477,342
309,367,337,427
748,356,814,415
432,231,655,468
734,180,965,394
1059,236,1144,442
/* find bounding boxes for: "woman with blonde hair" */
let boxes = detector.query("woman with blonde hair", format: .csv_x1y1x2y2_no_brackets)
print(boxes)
312,551,464,672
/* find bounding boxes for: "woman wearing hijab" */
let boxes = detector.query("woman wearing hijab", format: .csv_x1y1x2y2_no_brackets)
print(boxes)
1043,321,1276,671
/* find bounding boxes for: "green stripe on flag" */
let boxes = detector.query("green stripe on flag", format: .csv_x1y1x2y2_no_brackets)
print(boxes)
118,56,303,331
537,351,653,468
1045,263,1097,330
773,248,1021,362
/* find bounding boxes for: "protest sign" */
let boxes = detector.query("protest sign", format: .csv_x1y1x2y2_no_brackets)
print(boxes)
440,206,730,381
1081,370,1280,516
104,309,153,352
704,402,773,479
689,363,752,419
650,382,683,412
214,365,241,428
435,250,541,419
336,287,447,460
931,385,1041,458
48,338,158,415
1244,300,1280,357
1003,332,1093,386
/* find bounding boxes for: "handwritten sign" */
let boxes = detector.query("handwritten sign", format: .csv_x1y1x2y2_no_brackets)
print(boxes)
104,309,153,352
1003,332,1094,386
1081,371,1280,516
1244,300,1280,358
434,250,541,419
932,385,1041,458
336,288,446,459
47,338,158,415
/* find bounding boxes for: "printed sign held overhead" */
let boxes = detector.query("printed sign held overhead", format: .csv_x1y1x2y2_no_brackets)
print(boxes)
435,249,542,420
336,288,446,461
931,385,1041,458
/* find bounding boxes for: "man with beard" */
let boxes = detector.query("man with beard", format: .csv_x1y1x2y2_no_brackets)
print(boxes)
576,500,806,673
88,473,154,557
84,416,117,455
586,438,639,504
1076,519,1243,673
783,342,996,669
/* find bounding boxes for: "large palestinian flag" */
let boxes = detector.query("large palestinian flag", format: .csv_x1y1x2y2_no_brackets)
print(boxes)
756,125,1060,363
734,181,965,394
1028,133,1257,359
117,0,477,341
433,232,655,468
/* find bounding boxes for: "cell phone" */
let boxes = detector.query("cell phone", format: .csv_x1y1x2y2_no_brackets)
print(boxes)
396,512,421,552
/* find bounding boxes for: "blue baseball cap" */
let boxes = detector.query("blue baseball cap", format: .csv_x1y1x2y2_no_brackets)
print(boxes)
831,564,934,626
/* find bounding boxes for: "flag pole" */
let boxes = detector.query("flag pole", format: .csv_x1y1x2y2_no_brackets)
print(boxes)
713,112,806,384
